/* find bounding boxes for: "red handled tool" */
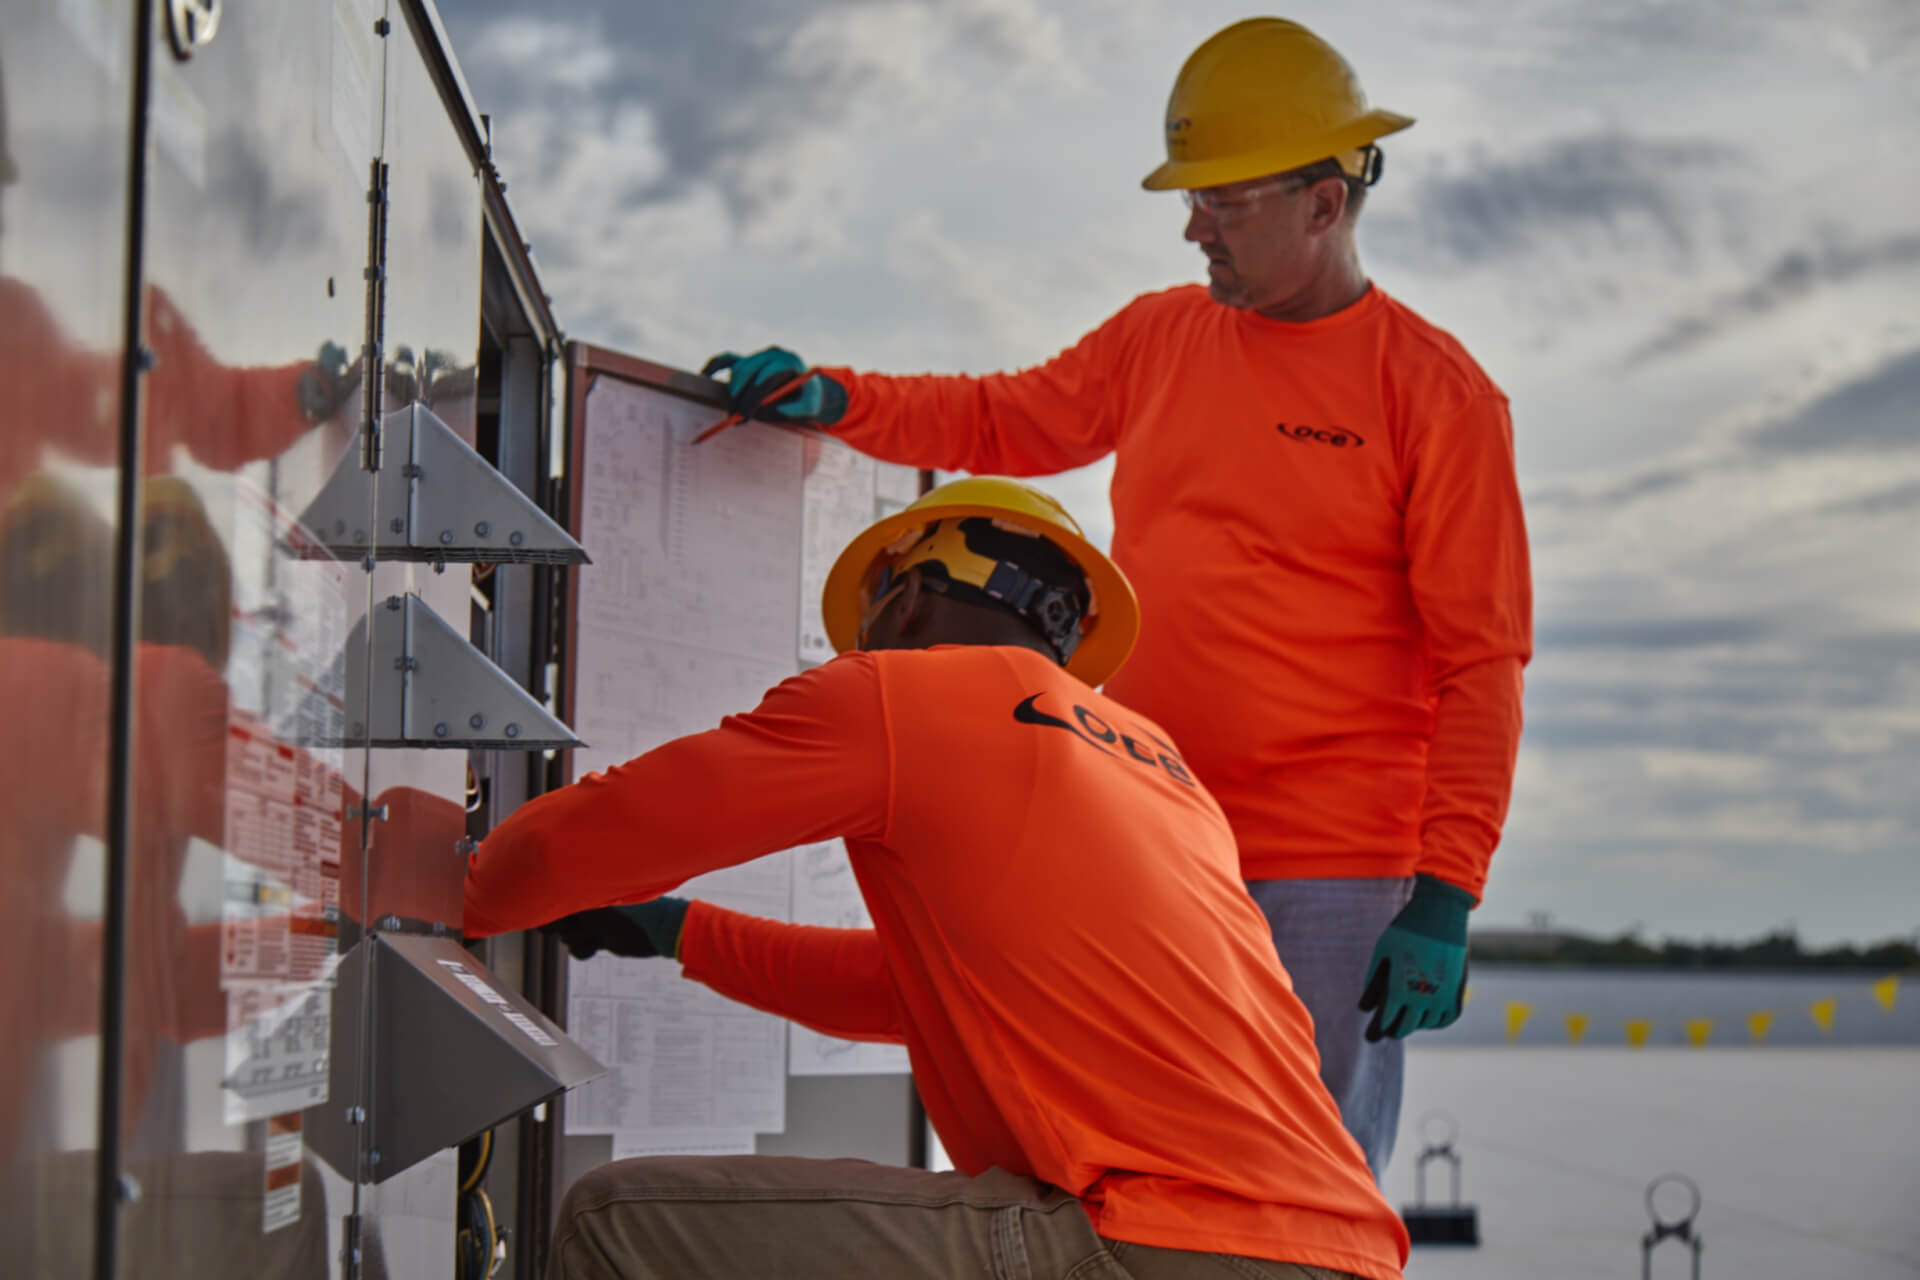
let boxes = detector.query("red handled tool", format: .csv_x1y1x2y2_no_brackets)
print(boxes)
694,370,818,443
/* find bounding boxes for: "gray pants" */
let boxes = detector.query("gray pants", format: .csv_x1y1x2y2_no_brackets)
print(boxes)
1245,877,1416,1182
549,1156,1367,1280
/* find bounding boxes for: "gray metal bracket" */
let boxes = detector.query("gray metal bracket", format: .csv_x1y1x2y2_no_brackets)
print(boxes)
301,593,582,749
306,933,605,1186
298,401,589,565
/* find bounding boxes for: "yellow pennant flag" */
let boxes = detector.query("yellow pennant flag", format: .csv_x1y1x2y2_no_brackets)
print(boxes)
1872,975,1900,1012
1746,1011,1775,1043
1462,983,1474,1007
1564,1013,1591,1044
1625,1019,1652,1047
1809,998,1837,1033
1685,1018,1714,1048
1504,1001,1533,1042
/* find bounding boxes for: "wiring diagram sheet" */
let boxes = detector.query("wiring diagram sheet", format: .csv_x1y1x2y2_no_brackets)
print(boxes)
565,375,804,1148
788,840,911,1076
795,445,924,669
797,438,876,667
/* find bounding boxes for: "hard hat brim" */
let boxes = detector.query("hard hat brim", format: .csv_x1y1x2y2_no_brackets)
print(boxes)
822,499,1140,688
1141,109,1415,191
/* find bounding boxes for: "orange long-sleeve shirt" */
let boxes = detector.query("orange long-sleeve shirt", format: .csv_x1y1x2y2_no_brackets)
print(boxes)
464,646,1407,1278
0,277,320,496
0,639,110,1156
820,284,1532,896
0,642,229,1151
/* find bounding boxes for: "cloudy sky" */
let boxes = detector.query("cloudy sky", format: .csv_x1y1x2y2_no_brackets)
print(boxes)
436,0,1920,946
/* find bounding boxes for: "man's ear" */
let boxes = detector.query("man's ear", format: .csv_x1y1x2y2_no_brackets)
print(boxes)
1305,176,1349,234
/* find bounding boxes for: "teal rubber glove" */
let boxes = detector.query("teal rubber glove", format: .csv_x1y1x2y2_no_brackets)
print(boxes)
701,346,848,427
1358,874,1473,1041
547,897,691,962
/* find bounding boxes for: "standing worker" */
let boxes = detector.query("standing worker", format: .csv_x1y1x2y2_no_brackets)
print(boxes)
465,477,1408,1280
700,17,1533,1178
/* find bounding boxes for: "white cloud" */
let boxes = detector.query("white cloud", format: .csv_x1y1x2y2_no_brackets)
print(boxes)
465,15,617,92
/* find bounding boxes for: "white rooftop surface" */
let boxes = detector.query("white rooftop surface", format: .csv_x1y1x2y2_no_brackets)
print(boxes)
1385,1047,1920,1278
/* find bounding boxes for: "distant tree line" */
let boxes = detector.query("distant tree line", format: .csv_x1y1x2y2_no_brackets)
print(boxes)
1469,928,1920,970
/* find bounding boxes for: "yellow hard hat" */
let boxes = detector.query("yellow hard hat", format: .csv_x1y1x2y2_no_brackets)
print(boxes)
141,475,232,669
1141,17,1413,192
821,475,1140,686
0,472,106,581
0,472,114,648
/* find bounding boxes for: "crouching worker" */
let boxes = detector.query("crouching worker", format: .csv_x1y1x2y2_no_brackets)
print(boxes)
463,477,1409,1280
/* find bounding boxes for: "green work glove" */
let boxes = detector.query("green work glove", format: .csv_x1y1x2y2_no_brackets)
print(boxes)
701,346,848,427
1358,874,1473,1041
547,897,691,962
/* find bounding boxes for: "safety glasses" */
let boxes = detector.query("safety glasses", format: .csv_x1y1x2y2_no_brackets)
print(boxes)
1180,174,1312,222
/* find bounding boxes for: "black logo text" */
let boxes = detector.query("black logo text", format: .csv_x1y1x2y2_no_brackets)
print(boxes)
1013,694,1197,788
1277,422,1365,449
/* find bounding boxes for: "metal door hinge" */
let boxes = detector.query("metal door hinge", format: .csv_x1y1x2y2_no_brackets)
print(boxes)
361,161,390,471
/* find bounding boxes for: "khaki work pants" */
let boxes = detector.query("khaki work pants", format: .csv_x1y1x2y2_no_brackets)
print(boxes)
548,1156,1372,1280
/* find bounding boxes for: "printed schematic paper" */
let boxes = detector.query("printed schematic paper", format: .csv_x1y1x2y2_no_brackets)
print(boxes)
796,448,925,668
788,841,911,1076
613,1129,757,1160
566,375,803,1148
798,439,876,667
873,460,923,514
564,851,793,1138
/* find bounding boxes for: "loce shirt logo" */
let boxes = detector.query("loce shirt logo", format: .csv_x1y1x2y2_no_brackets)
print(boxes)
1276,422,1365,449
1013,694,1197,788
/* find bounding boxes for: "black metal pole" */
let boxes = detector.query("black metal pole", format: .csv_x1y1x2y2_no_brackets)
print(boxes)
907,1086,930,1169
516,926,563,1277
92,0,158,1275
